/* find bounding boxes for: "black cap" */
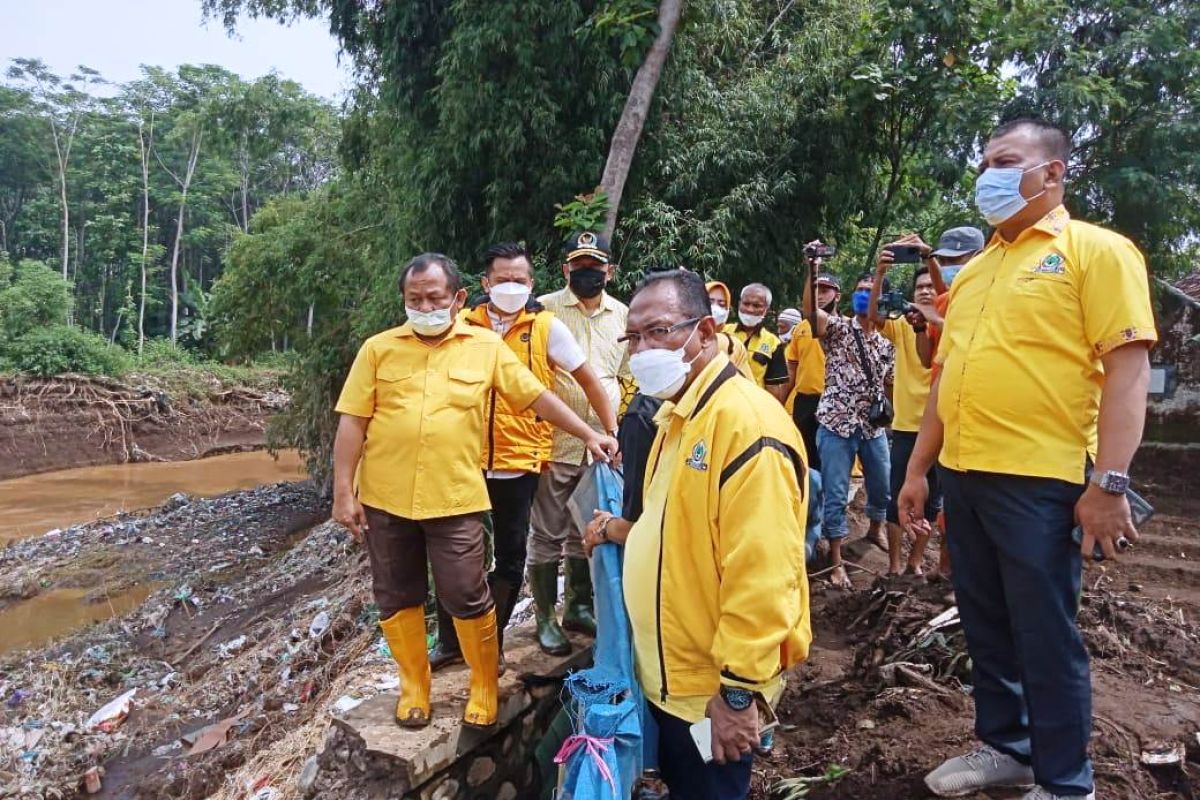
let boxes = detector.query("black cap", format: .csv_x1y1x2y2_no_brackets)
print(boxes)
816,273,841,291
563,231,610,264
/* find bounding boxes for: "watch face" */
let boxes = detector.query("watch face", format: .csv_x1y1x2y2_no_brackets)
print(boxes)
721,687,754,711
1098,472,1130,494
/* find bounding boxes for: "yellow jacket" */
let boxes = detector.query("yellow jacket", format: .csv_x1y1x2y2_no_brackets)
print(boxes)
632,355,811,701
462,302,555,473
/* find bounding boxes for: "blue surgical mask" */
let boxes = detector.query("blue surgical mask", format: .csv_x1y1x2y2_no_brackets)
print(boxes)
851,289,871,315
974,162,1049,225
940,265,964,286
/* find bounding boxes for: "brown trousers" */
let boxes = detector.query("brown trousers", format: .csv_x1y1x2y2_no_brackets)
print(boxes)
362,506,492,620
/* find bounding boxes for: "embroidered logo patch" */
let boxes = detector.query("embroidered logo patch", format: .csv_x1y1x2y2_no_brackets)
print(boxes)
685,440,709,472
1031,253,1065,274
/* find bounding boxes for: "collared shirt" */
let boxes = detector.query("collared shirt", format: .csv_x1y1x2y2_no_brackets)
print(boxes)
784,319,826,411
334,320,547,520
880,319,931,433
538,288,629,465
936,206,1157,483
722,323,788,387
816,315,895,438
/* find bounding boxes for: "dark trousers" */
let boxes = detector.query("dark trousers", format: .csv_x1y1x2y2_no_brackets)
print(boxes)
649,705,752,800
941,468,1093,796
791,392,821,471
886,430,942,524
362,506,490,621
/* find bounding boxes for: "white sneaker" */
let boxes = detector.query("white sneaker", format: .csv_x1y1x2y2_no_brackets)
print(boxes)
1023,786,1095,800
925,745,1036,797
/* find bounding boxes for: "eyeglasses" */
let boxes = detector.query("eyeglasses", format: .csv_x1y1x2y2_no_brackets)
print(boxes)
619,317,702,347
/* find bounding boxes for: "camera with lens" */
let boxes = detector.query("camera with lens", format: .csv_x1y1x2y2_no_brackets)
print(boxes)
876,291,915,319
804,243,836,260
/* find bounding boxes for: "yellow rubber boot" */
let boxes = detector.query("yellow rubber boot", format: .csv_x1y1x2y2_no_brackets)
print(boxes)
379,607,431,728
453,607,500,729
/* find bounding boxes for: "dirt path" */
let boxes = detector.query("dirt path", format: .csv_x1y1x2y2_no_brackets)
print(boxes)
752,489,1200,800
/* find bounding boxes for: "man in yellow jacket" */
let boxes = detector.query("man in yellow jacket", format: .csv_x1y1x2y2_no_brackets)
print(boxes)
332,253,618,731
428,242,618,671
587,268,810,799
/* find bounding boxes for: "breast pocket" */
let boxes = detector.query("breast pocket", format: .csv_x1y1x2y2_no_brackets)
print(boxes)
376,365,415,410
447,368,487,409
1001,275,1077,343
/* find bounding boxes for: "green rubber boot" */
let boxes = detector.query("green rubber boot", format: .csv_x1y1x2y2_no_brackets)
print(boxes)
529,562,571,656
562,557,597,637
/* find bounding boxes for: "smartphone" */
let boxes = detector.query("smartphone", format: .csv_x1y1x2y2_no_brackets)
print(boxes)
688,696,780,763
1071,487,1155,561
885,244,923,264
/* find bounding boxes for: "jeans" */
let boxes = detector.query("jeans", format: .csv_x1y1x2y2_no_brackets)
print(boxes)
648,704,752,800
805,470,824,562
941,467,1092,796
816,424,890,540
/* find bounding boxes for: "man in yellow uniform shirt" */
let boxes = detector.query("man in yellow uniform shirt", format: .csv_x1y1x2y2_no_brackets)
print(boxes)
722,282,789,401
331,253,618,731
588,268,810,800
899,119,1156,800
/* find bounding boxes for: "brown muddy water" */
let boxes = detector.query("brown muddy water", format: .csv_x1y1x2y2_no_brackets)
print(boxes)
0,450,306,545
0,584,161,655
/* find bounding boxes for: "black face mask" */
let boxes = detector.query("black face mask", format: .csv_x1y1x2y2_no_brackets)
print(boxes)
568,266,607,299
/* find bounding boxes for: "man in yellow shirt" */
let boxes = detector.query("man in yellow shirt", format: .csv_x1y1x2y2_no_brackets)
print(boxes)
331,253,618,731
899,119,1156,800
723,283,789,401
586,268,809,800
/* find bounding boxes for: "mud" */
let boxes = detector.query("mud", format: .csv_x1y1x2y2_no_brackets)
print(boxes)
0,374,285,481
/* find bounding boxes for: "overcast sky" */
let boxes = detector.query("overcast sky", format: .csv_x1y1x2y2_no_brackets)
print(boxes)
2,0,352,100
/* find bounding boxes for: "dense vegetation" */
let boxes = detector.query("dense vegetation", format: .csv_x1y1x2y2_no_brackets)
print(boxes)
4,0,1198,483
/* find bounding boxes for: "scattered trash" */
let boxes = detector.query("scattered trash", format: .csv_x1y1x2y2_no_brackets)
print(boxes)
181,710,249,756
83,645,111,664
152,741,183,758
85,688,137,732
249,545,265,556
5,688,29,708
332,695,364,714
282,702,300,714
856,719,876,730
83,765,104,794
249,788,279,800
43,528,62,538
297,755,320,794
308,610,331,639
1140,740,1185,766
217,634,248,659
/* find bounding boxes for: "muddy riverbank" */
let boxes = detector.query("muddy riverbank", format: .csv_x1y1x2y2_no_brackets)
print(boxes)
0,374,286,481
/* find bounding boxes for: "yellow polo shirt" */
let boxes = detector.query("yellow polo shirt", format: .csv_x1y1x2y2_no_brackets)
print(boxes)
722,324,784,388
880,319,931,433
335,320,547,520
936,206,1157,483
784,319,826,412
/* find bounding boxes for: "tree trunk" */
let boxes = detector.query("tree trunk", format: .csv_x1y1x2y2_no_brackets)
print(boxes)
137,116,154,355
167,129,203,345
307,302,314,337
598,0,685,241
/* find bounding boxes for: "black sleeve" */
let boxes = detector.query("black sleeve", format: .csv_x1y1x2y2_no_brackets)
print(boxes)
618,393,663,522
763,343,790,385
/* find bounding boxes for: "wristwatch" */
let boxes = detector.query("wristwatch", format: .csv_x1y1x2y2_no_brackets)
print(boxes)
1092,470,1131,496
719,686,755,712
598,515,612,542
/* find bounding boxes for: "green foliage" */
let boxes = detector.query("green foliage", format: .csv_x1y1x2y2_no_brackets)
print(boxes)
553,192,611,235
579,0,661,70
769,764,852,799
136,337,200,368
1,324,132,377
0,258,73,338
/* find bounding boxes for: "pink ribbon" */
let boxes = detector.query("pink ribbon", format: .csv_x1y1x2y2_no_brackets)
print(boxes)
554,732,617,792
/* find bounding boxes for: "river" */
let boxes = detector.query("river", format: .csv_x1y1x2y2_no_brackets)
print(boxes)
0,449,307,545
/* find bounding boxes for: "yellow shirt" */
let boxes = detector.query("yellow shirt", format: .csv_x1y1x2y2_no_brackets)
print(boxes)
880,319,931,433
624,355,809,721
538,289,629,465
784,320,826,412
936,206,1157,483
335,320,547,520
723,323,784,388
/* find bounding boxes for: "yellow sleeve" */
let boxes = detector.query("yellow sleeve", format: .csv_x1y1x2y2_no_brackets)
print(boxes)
711,426,809,691
784,333,800,364
334,341,377,417
1079,234,1158,356
879,318,900,344
492,341,548,412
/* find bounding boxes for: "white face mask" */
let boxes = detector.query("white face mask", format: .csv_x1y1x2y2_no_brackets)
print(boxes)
628,322,702,400
488,282,531,314
406,304,455,336
738,311,765,328
710,304,730,325
974,162,1049,225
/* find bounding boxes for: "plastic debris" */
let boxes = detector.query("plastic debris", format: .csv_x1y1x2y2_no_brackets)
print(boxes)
5,688,29,708
181,710,249,756
84,766,104,794
1141,741,1185,766
308,610,331,640
86,688,137,732
217,634,248,659
332,695,364,714
282,702,300,714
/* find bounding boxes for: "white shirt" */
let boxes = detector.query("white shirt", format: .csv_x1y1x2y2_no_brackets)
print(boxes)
485,307,588,479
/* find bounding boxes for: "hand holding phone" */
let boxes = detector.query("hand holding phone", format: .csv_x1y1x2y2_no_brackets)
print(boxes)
1072,487,1154,561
